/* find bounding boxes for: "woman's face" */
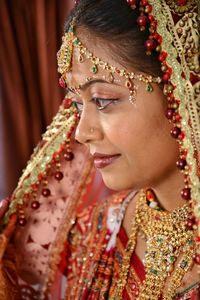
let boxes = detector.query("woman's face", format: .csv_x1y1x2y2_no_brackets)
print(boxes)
67,34,180,191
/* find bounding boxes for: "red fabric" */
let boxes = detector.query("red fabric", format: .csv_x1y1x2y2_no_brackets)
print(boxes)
118,225,146,282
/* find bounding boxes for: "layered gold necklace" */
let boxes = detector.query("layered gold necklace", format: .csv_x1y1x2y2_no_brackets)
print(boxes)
113,189,196,300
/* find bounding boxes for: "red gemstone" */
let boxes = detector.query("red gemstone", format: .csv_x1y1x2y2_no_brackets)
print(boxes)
171,127,181,138
162,72,171,83
59,77,66,88
178,132,185,141
155,214,160,221
31,183,38,191
127,0,136,5
31,201,40,210
148,15,155,22
195,236,200,243
159,52,167,62
145,4,152,13
177,0,187,6
166,68,172,75
146,190,154,201
53,152,60,162
9,213,17,222
55,171,64,181
166,108,175,119
176,159,186,170
137,15,148,27
150,21,157,28
59,144,65,153
42,188,51,197
181,188,191,200
194,254,200,265
185,218,195,230
152,32,159,41
141,0,148,5
175,114,181,122
157,35,162,44
63,98,72,109
145,39,156,51
38,173,45,181
64,152,74,161
18,218,27,226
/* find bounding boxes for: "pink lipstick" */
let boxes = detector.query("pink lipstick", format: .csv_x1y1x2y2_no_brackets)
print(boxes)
92,153,121,169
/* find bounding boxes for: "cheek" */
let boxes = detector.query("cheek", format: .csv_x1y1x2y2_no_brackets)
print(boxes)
111,108,178,164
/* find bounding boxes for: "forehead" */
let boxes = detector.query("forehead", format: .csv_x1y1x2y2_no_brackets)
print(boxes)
66,29,129,88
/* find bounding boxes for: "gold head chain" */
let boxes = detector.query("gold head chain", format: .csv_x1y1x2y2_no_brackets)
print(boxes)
57,22,162,104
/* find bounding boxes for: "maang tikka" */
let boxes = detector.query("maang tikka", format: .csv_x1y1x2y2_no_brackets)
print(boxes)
57,22,162,105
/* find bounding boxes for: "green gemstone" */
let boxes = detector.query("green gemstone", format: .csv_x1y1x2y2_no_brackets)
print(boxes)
155,207,162,211
69,25,73,32
146,83,153,92
91,65,98,74
170,256,175,262
157,238,163,242
74,38,79,45
151,269,158,276
187,239,193,245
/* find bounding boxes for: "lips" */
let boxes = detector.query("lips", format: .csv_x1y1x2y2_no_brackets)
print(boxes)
92,153,121,169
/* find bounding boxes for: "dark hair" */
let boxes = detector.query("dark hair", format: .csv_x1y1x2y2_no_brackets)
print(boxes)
64,0,161,77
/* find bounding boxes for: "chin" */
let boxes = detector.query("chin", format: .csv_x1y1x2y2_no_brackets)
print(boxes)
101,172,135,192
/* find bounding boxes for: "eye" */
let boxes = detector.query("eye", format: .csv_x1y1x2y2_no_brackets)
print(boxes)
73,101,83,114
92,97,118,111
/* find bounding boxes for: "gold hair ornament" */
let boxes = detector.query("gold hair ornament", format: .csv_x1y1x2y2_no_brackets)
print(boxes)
57,23,162,104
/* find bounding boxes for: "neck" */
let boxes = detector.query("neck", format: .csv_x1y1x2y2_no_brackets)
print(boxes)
151,169,186,211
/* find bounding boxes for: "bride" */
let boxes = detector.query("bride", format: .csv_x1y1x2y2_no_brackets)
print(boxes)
0,0,199,299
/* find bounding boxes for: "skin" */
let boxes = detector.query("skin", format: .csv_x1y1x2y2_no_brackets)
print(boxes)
68,31,185,211
66,30,199,293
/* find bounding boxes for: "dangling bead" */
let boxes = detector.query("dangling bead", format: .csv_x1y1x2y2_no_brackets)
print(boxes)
64,152,74,161
108,72,114,83
159,51,167,62
55,171,64,181
176,159,186,170
145,39,156,52
74,0,80,6
18,217,27,226
137,15,148,28
127,0,137,9
162,72,171,83
178,132,185,141
125,79,133,89
181,187,191,200
165,108,175,120
42,188,51,197
185,217,195,230
145,4,152,13
171,127,181,138
59,77,66,88
31,201,40,210
63,98,72,109
177,0,187,6
141,0,148,5
78,54,84,63
146,83,153,92
194,254,200,265
91,65,98,74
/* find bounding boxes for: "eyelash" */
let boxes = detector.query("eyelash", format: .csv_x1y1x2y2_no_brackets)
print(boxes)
73,97,119,113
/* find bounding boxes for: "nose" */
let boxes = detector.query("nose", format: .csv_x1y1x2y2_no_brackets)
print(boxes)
75,109,103,145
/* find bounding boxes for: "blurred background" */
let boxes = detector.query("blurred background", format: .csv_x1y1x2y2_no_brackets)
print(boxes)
0,0,73,198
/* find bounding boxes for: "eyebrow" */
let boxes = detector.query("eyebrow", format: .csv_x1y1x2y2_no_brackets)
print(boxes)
68,79,118,94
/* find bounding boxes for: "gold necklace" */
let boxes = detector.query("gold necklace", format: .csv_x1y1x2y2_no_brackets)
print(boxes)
113,189,196,300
